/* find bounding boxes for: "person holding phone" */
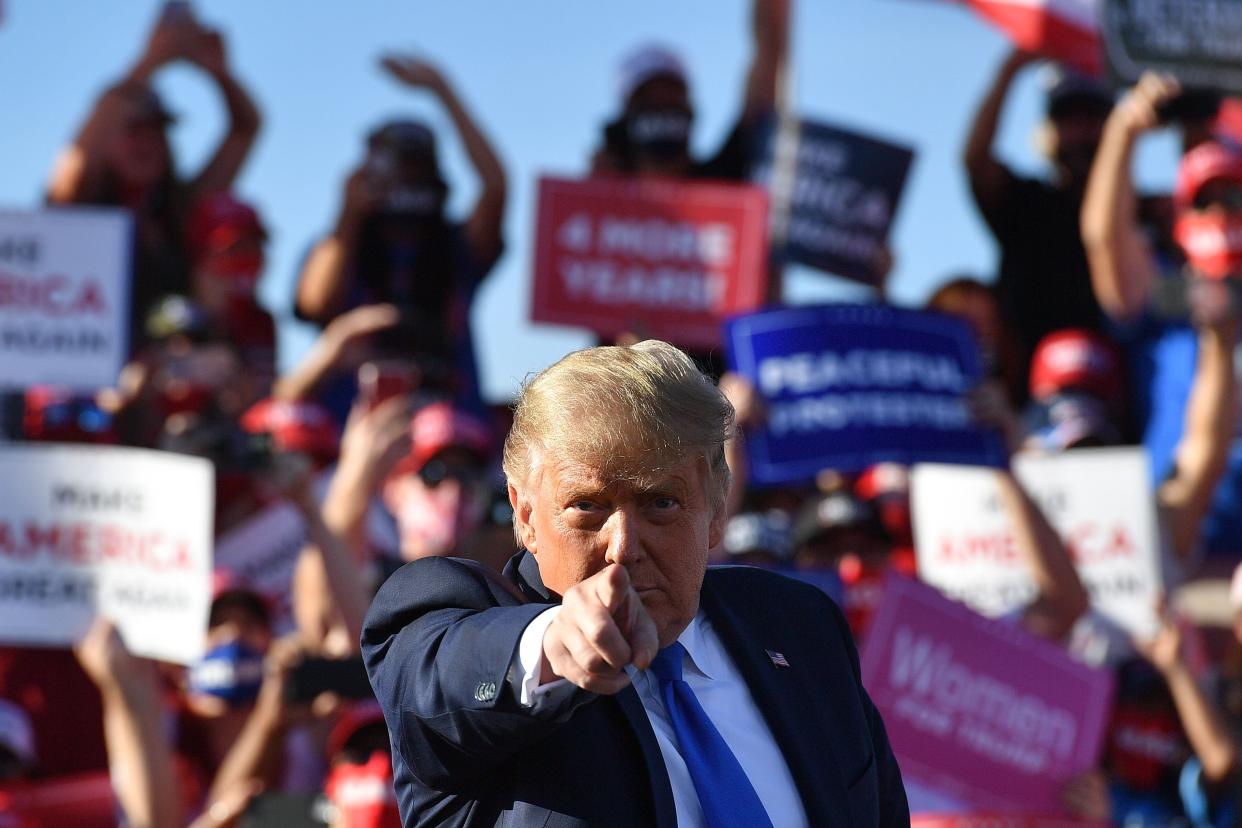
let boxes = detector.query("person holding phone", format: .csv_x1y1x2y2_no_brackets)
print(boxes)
46,1,261,354
294,54,507,413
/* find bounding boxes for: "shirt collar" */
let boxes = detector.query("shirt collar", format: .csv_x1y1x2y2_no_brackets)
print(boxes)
676,610,717,681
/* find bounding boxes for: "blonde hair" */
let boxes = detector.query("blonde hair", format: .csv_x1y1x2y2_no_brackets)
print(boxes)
503,340,735,519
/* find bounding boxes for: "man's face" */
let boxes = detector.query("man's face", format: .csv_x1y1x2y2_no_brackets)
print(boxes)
511,450,724,647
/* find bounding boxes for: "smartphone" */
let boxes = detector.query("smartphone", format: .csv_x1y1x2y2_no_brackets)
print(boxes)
1156,89,1222,125
359,360,421,410
240,792,328,828
284,657,374,704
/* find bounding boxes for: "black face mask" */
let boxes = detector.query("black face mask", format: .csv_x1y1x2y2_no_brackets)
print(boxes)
626,108,692,162
381,182,446,219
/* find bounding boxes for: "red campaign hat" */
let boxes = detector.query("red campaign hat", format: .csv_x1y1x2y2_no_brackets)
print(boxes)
240,398,340,463
1175,138,1242,211
388,402,492,480
185,192,268,263
1028,329,1122,403
327,700,387,761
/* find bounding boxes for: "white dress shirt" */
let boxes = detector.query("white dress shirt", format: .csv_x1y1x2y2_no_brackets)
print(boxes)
512,607,808,828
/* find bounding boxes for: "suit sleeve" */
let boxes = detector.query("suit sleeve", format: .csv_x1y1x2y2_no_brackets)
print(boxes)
361,556,595,790
825,592,911,827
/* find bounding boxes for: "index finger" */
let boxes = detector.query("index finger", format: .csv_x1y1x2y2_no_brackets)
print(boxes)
592,564,631,615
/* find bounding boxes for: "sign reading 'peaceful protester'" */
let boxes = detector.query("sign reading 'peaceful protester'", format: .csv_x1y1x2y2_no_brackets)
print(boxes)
725,305,1007,484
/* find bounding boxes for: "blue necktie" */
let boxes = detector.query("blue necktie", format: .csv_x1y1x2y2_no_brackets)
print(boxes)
648,642,774,828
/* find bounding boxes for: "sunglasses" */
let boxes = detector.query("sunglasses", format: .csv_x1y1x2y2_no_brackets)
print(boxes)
418,458,483,488
1192,182,1242,212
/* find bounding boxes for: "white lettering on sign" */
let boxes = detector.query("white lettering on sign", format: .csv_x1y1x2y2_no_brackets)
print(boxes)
560,260,724,311
758,350,968,396
586,216,735,266
889,626,1077,772
768,393,970,435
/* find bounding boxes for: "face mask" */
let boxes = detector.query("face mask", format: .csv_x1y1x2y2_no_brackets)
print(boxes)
1174,210,1242,279
325,752,402,828
187,638,265,706
626,108,692,161
390,480,483,559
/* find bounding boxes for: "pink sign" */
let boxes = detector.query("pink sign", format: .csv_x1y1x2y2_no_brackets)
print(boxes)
861,575,1113,814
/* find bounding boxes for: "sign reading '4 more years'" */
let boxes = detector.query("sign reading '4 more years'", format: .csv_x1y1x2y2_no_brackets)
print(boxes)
912,448,1163,642
862,575,1113,816
0,207,132,390
0,444,212,664
530,176,769,349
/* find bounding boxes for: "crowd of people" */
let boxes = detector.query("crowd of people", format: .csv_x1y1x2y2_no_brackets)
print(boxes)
4,2,1242,826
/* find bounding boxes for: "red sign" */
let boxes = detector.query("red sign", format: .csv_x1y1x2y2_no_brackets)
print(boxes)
0,772,116,828
961,0,1102,76
531,175,769,349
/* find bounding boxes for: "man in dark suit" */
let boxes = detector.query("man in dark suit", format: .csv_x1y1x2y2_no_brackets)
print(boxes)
363,340,909,827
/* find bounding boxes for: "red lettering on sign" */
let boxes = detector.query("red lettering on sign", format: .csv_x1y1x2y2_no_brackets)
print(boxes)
0,269,109,317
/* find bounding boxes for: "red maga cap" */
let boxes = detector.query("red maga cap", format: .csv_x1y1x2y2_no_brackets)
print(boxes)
1175,139,1242,211
388,402,492,480
186,193,267,263
1029,329,1122,403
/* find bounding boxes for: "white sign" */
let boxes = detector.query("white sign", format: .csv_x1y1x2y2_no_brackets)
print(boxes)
213,501,307,634
912,448,1162,640
0,207,132,390
0,444,213,664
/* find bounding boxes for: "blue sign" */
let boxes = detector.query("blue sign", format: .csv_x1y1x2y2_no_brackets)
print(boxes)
725,304,1007,485
752,117,915,285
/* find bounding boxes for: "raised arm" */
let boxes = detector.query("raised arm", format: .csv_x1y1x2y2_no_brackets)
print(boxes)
969,382,1089,640
741,0,790,121
963,49,1035,216
380,55,508,268
75,619,182,828
183,27,262,198
272,304,400,402
1158,283,1239,560
1136,607,1238,784
295,397,411,652
1080,72,1180,321
47,15,189,204
295,168,384,323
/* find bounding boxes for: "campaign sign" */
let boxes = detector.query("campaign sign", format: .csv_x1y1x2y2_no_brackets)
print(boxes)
962,0,1102,75
213,501,308,634
725,305,1006,484
0,207,132,390
531,175,769,349
912,448,1162,639
862,574,1113,814
1102,0,1242,94
753,116,914,284
0,444,212,664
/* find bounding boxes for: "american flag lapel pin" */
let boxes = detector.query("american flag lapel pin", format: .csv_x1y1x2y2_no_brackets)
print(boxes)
765,649,790,668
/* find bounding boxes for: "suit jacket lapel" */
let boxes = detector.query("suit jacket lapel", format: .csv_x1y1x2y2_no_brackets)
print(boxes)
504,551,678,828
699,575,849,828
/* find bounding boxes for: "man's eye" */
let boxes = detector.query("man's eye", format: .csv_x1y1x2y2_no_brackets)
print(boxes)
650,496,679,510
571,501,598,512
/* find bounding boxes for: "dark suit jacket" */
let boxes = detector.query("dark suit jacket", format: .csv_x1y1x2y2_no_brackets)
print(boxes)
362,552,910,827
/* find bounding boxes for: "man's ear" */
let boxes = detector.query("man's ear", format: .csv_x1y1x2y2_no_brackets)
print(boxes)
508,481,537,553
707,500,727,551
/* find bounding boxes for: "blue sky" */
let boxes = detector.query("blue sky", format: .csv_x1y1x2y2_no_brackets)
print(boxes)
0,1,1181,401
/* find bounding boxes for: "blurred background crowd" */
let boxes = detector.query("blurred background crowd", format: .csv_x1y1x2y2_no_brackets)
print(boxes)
3,1,1242,826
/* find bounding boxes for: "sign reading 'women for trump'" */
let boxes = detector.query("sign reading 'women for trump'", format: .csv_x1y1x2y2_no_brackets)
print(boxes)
725,305,1007,484
530,175,769,349
862,575,1114,815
